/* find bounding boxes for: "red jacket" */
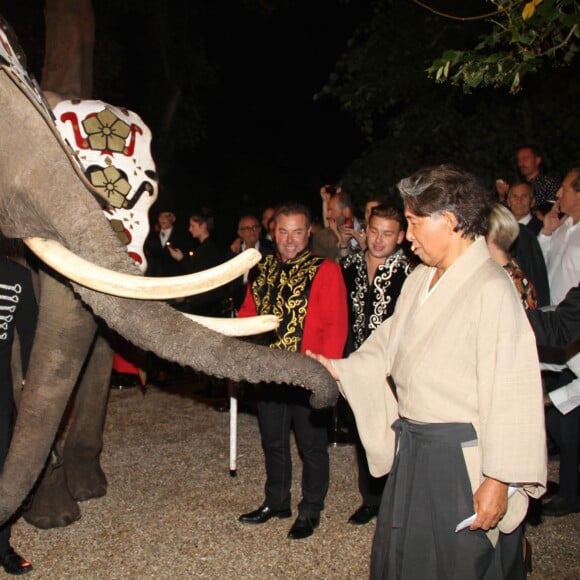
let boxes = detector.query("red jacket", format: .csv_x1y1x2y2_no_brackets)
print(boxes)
238,258,348,358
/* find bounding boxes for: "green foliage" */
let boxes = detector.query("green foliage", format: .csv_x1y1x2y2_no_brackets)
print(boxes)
319,0,579,203
427,0,580,93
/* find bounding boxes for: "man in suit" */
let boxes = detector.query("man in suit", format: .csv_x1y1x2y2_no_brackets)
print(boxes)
507,182,543,235
535,169,580,516
228,214,275,312
528,285,580,349
143,208,190,277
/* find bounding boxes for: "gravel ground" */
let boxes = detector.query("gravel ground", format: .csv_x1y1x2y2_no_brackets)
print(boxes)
6,378,580,579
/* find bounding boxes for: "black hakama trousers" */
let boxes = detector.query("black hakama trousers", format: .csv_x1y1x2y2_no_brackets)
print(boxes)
371,420,525,580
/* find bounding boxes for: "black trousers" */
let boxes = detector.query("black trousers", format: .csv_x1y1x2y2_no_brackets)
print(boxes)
339,395,386,507
0,412,14,556
257,384,329,518
544,369,580,501
355,433,387,508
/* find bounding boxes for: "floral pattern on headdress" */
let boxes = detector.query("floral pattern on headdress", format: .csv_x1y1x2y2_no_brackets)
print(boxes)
82,108,131,153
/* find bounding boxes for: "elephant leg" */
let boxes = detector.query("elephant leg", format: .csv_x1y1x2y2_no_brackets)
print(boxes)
22,272,98,530
64,329,113,501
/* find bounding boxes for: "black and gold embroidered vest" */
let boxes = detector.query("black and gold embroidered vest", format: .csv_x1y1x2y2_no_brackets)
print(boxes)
251,250,324,351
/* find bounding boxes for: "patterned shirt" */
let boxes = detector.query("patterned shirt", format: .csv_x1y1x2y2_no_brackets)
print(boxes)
341,247,412,353
529,173,560,205
503,258,538,310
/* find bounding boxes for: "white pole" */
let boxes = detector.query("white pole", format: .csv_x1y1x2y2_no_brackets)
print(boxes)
229,382,238,477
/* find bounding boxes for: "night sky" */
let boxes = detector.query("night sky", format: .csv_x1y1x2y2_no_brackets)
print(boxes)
3,1,368,245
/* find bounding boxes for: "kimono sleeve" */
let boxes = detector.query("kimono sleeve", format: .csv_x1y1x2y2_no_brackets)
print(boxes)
333,318,399,477
475,279,547,497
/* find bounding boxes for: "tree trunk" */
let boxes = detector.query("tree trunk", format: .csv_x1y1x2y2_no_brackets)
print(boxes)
40,0,94,98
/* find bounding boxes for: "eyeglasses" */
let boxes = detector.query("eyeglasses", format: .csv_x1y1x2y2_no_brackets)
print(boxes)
239,225,260,232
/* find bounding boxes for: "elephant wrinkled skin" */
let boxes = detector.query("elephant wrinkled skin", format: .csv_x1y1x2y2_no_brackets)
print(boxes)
0,66,338,527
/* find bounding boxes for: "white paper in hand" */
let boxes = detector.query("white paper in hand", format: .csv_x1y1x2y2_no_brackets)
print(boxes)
455,485,518,532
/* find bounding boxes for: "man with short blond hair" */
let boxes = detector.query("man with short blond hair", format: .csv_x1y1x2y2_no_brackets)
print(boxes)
238,202,348,540
341,204,412,525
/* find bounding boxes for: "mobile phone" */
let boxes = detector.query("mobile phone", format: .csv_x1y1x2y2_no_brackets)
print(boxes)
345,218,353,228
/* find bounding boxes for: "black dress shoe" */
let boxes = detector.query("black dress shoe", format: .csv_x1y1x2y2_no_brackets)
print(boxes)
1,548,33,575
542,495,580,517
348,504,379,525
287,515,320,539
239,505,292,524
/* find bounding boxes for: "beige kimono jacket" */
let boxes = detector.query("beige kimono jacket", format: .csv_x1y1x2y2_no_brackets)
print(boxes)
333,237,547,533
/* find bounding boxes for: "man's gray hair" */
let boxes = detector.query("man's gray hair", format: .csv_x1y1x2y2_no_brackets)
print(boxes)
397,164,493,239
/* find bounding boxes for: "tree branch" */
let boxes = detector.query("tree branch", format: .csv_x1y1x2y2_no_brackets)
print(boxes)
411,0,502,21
541,24,578,57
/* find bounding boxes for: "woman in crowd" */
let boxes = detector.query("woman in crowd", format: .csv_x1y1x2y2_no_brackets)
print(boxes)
168,208,227,316
307,165,546,579
486,203,538,310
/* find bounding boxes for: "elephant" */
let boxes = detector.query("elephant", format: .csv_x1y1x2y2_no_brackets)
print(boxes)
0,22,338,529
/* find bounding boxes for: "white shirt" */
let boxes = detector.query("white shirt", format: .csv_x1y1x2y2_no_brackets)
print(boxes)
549,377,580,414
350,216,363,250
159,227,173,246
538,216,580,304
241,240,261,283
517,213,533,225
538,216,580,410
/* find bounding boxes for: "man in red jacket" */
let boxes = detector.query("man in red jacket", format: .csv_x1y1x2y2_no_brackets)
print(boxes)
238,201,348,540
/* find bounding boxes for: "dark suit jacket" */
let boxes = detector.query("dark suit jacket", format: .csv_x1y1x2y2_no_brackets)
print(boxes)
521,215,543,236
178,238,228,316
143,226,191,277
512,224,550,307
528,285,580,348
229,239,276,311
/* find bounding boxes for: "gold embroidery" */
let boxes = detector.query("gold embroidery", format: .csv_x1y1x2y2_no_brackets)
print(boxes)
252,251,324,351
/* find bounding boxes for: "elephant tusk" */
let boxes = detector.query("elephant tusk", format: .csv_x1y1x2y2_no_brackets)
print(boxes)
24,237,261,299
181,313,279,336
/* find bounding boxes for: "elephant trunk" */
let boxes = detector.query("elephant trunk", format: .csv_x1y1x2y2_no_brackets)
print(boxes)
76,284,338,401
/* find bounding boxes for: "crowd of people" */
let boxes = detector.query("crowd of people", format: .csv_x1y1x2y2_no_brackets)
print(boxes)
3,145,577,577
135,146,578,579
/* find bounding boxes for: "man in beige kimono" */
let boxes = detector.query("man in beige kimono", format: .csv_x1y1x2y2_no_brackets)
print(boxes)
308,165,547,579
